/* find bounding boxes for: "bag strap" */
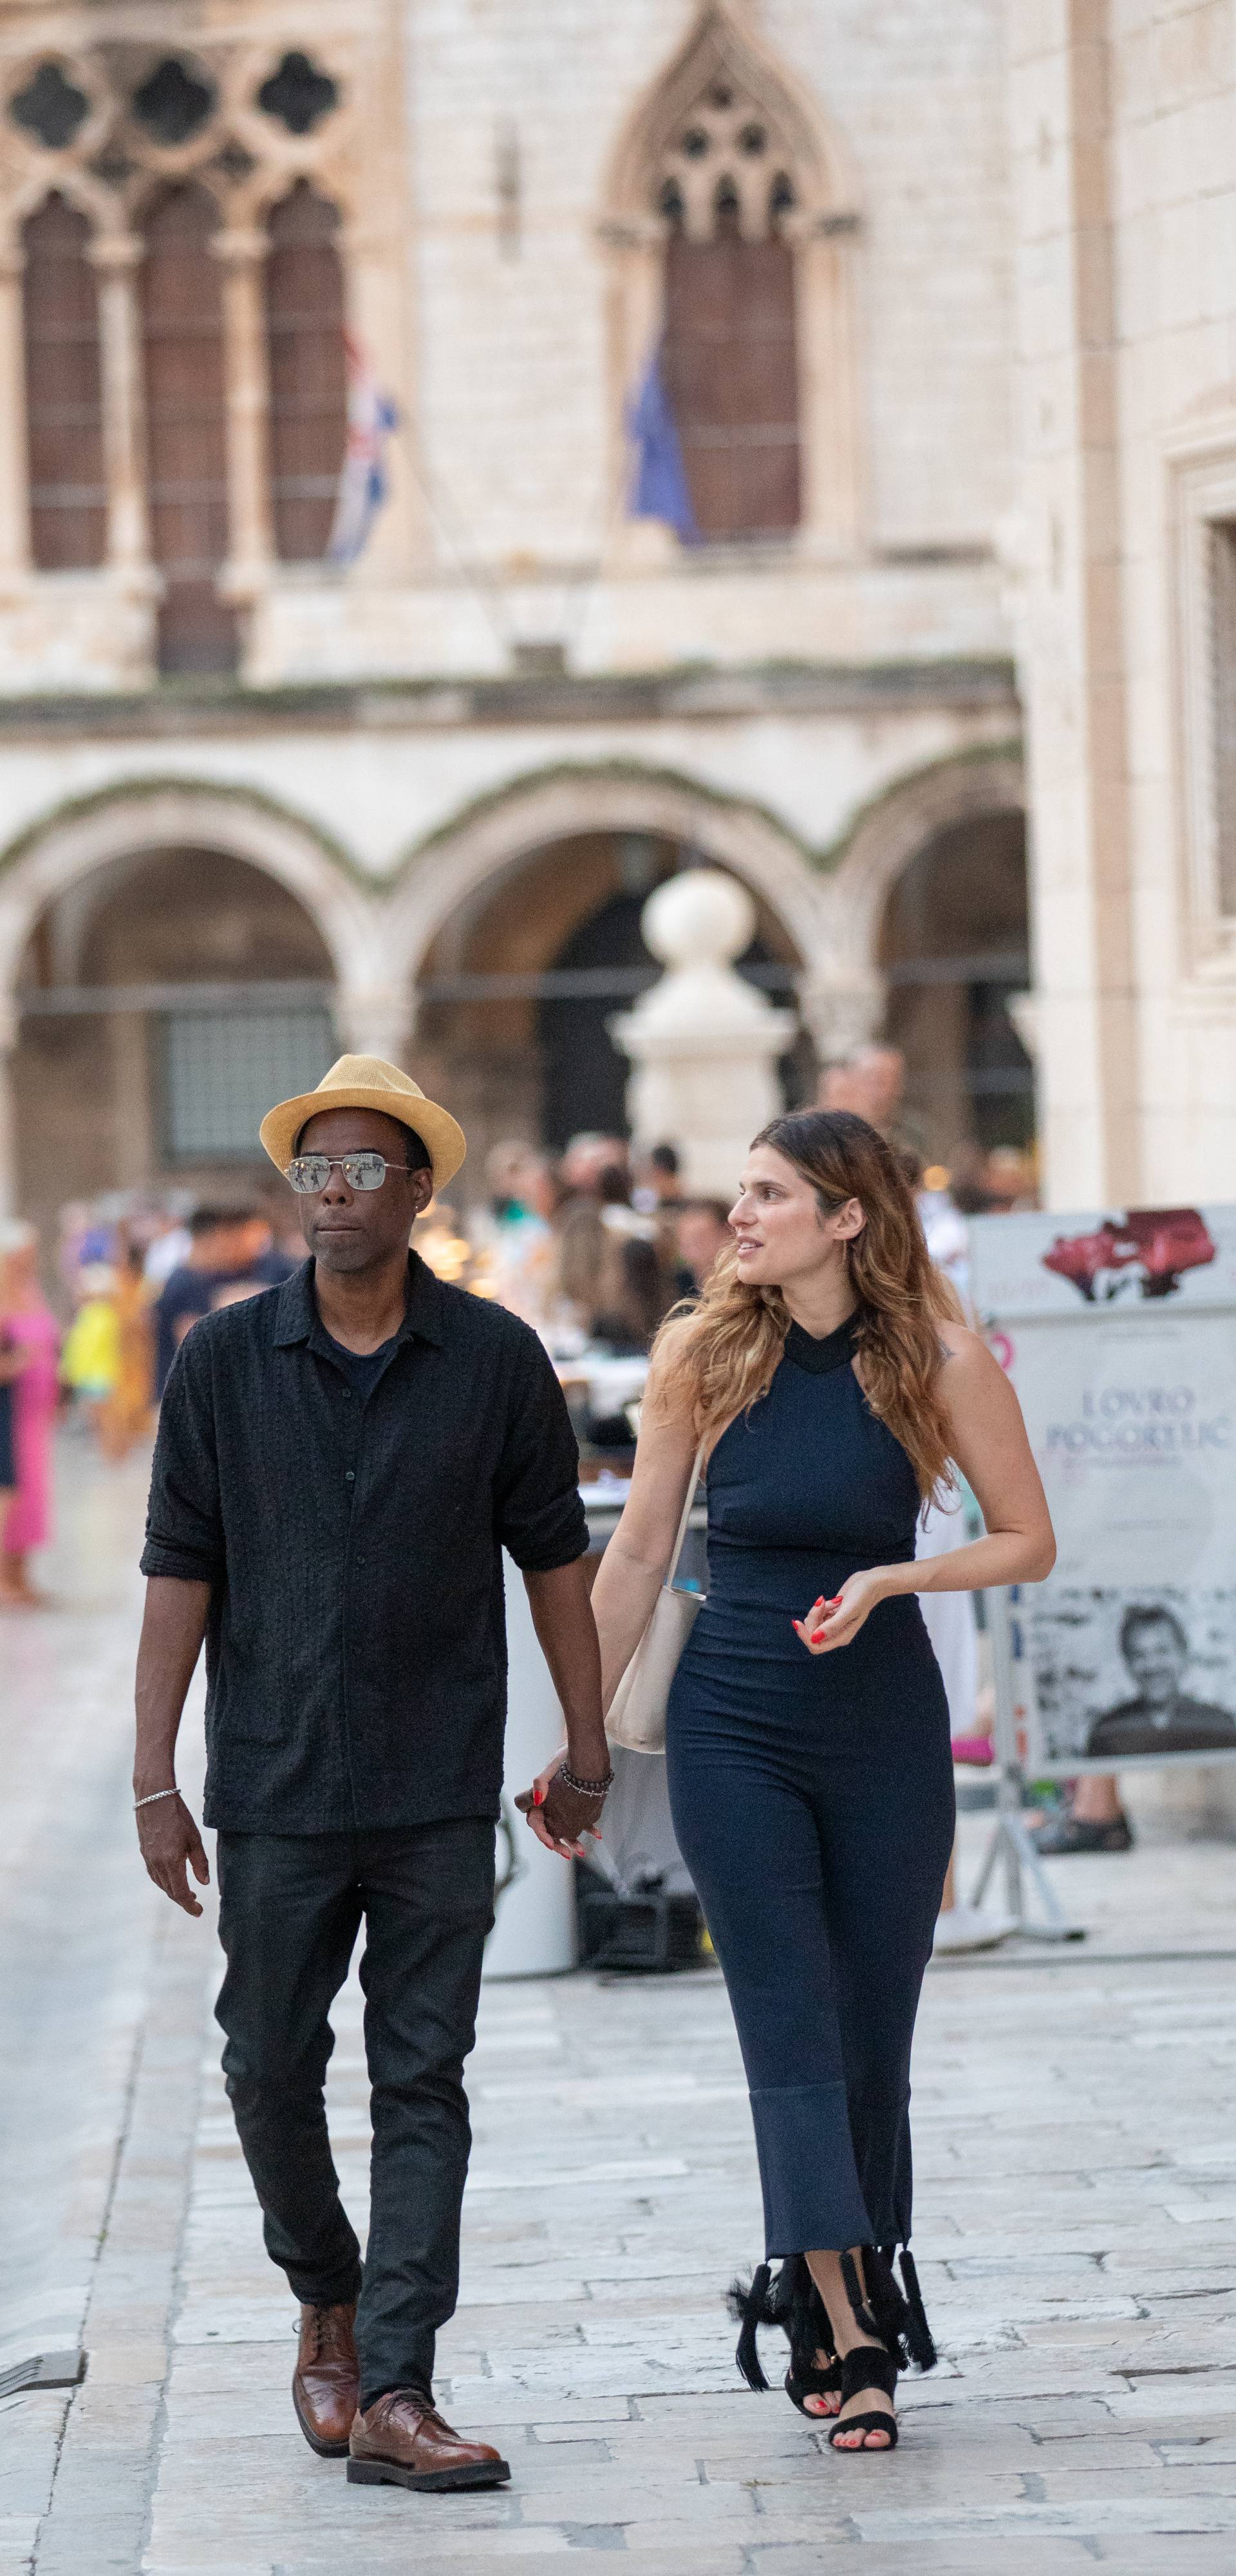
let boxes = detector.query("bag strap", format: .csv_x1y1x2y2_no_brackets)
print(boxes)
666,1444,704,1590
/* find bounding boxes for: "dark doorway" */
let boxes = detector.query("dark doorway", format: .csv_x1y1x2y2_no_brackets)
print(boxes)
880,809,1033,1157
538,889,796,1150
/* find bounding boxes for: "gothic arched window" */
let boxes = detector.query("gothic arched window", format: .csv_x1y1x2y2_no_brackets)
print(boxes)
23,194,106,569
264,180,348,562
606,5,860,556
140,181,238,674
658,88,800,542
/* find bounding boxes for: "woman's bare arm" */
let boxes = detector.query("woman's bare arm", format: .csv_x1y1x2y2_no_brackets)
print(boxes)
798,1326,1054,1656
899,1325,1054,1595
588,1355,700,1712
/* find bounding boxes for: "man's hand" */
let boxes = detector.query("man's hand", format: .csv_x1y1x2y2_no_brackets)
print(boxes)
136,1793,210,1917
515,1749,604,1859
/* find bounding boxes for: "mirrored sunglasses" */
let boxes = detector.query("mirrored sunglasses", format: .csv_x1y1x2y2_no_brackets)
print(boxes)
286,1151,407,1195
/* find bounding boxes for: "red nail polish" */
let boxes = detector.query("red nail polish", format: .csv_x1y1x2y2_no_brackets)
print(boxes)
811,1629,826,1643
534,1787,545,1806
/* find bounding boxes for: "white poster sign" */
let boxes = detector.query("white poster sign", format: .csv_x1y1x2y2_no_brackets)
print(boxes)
970,1206,1236,1777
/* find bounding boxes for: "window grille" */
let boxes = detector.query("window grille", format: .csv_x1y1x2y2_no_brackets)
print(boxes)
1210,520,1236,916
23,196,106,569
162,1007,335,1160
265,183,348,562
140,182,238,675
655,77,801,540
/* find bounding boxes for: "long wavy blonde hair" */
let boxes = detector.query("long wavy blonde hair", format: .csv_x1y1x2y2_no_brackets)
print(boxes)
651,1109,964,1504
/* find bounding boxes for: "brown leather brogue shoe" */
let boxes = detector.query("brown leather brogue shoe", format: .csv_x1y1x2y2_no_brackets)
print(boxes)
292,2301,359,2458
347,2389,510,2492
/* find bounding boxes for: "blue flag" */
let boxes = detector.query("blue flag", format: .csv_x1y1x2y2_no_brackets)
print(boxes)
626,345,699,544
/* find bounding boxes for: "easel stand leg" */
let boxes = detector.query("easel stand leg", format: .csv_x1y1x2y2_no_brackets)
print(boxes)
969,1587,1085,1944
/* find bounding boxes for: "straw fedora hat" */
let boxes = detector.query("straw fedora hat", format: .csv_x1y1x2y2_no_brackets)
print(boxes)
259,1055,466,1190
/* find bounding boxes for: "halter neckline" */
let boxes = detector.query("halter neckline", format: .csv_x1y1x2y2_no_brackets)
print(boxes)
783,1312,860,1377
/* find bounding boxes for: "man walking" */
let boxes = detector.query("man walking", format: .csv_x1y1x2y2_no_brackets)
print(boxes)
134,1056,612,2493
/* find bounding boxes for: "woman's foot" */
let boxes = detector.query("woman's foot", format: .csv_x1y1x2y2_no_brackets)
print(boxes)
798,2349,842,2417
830,2340,895,2448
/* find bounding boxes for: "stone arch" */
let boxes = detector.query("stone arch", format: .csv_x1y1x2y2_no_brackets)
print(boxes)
601,0,862,556
805,746,1027,1058
0,779,382,1040
384,762,831,1007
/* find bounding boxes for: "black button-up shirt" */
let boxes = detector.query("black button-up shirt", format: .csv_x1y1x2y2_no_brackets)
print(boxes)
141,1254,587,1834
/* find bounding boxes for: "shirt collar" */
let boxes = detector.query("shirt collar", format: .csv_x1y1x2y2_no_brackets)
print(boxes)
273,1251,445,1353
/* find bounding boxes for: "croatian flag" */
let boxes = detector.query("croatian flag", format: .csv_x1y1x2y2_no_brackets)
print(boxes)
328,334,399,565
626,344,699,544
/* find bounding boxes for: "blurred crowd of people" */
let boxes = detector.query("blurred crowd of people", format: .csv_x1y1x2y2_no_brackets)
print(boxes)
0,1192,300,1605
0,1043,1035,1616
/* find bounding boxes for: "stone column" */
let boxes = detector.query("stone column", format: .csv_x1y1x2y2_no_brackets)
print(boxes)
798,963,886,1070
1008,1,1138,1208
612,871,798,1197
215,228,274,607
0,242,30,585
89,234,152,577
792,216,863,557
334,983,411,1068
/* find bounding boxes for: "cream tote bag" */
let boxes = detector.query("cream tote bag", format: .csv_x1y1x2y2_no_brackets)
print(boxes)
605,1448,705,1756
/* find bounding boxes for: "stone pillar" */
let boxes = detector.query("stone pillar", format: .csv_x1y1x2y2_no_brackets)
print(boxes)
798,963,886,1069
612,871,798,1198
1008,1,1138,1208
0,242,30,584
792,216,863,557
216,228,274,607
334,984,411,1068
90,234,152,578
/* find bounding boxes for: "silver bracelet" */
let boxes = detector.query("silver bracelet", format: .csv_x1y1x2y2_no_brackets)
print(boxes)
134,1786,179,1811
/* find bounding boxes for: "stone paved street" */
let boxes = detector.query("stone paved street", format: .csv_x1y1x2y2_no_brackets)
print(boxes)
5,1446,1236,2572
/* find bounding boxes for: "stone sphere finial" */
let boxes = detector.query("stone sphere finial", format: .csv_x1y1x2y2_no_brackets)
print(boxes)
641,866,755,971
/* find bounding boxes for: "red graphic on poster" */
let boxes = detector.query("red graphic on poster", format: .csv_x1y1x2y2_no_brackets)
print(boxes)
1041,1208,1217,1303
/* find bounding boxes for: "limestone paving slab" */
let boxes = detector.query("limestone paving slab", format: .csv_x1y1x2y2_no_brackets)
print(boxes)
6,1449,1236,2566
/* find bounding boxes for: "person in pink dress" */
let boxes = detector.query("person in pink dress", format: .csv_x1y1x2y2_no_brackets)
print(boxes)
0,1224,61,1607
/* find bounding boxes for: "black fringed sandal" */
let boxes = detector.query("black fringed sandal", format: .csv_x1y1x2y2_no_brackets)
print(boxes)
827,2246,937,2456
728,2257,843,2416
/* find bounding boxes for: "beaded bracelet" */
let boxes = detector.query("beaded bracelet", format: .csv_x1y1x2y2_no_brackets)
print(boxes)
134,1786,180,1810
557,1761,614,1800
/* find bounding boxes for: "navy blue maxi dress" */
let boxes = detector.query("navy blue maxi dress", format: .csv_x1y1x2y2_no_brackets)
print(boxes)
666,1314,955,2262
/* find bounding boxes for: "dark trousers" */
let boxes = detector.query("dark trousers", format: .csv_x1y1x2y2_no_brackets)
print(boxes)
215,1820,495,2409
666,1694,953,2259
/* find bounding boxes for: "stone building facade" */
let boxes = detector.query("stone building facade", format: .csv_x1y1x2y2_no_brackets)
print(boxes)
0,0,1221,1227
1009,0,1236,1209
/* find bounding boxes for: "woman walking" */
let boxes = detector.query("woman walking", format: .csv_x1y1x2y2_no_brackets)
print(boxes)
525,1111,1053,2452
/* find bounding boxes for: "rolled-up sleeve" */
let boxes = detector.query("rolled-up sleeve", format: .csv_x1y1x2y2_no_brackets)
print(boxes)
495,1329,588,1571
140,1332,225,1583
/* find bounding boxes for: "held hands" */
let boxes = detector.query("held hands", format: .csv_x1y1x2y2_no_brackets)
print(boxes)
135,1793,210,1917
515,1748,606,1861
792,1567,890,1656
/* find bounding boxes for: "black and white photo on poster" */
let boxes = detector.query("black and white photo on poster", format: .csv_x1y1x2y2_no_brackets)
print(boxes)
1024,1587,1236,1767
969,1209,1236,1777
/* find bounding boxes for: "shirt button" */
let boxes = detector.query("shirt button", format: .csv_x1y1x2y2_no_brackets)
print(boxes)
345,1470,355,1482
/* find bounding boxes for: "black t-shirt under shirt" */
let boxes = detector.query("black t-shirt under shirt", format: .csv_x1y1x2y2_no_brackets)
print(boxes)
321,1329,400,1405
